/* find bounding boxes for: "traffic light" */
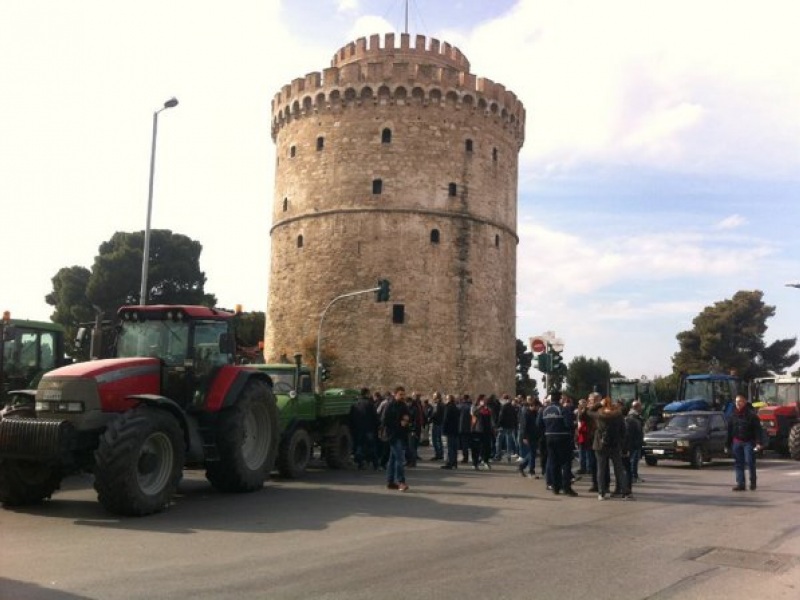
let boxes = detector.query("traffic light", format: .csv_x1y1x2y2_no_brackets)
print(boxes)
537,353,552,373
551,350,564,373
376,279,391,302
320,364,330,381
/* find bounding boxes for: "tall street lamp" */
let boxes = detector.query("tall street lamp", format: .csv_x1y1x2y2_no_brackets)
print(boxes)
139,97,179,305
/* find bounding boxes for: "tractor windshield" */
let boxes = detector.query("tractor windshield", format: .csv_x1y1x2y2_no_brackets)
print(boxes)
776,382,800,406
116,320,190,367
611,382,637,402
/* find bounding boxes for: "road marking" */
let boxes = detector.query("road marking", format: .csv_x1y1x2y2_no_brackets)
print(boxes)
786,471,800,476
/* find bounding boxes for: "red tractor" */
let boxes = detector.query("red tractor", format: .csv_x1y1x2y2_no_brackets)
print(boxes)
0,305,279,516
751,376,800,458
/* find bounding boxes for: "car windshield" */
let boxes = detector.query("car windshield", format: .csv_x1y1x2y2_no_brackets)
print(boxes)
665,415,708,430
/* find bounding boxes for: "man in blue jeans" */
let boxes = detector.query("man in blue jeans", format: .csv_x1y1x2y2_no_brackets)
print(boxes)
382,386,411,492
727,394,763,491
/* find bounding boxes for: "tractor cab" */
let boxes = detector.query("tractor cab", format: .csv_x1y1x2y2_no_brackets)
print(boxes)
115,305,236,408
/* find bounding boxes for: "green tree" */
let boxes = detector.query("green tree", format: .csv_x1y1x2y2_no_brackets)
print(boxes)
235,311,265,347
565,356,613,399
45,266,95,356
515,338,537,397
653,373,679,404
46,230,217,357
673,290,797,380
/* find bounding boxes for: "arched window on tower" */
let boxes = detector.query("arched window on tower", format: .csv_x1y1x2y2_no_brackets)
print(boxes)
282,197,288,212
316,136,324,151
448,183,457,197
430,229,440,244
381,128,392,144
297,235,304,248
372,179,383,195
290,145,296,158
492,147,498,162
495,234,500,248
465,139,473,153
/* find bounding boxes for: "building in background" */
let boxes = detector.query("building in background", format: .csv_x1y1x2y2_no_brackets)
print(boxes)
265,32,525,395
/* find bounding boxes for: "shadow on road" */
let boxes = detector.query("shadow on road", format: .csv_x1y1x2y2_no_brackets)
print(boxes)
1,466,500,534
0,578,93,600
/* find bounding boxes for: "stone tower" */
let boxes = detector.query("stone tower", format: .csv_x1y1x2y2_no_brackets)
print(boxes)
265,33,525,396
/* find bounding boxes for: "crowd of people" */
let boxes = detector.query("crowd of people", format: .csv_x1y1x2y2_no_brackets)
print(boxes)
348,387,648,499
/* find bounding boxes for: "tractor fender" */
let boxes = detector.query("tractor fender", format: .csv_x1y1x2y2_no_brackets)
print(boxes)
125,394,199,456
204,367,274,412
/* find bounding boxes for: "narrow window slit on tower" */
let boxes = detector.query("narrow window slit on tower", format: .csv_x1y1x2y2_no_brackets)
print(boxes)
448,183,457,197
392,304,405,324
382,128,392,144
297,234,304,248
430,229,440,244
316,136,324,151
373,179,383,194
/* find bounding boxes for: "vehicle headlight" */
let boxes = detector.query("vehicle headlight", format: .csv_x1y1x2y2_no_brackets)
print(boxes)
675,440,690,448
765,420,776,428
36,401,84,413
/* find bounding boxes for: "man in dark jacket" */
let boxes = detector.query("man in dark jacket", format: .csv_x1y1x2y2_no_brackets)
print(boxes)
494,394,519,461
350,387,379,470
457,394,473,464
441,394,461,469
625,401,645,483
382,387,411,491
727,395,763,491
537,391,578,496
429,392,445,461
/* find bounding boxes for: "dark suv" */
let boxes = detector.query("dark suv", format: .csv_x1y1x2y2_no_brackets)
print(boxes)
642,411,728,468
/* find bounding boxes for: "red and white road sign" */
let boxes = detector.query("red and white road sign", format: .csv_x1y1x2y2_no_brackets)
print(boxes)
530,337,546,354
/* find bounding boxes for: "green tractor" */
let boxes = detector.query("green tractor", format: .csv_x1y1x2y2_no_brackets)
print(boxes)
1,312,69,408
251,355,359,479
609,377,660,419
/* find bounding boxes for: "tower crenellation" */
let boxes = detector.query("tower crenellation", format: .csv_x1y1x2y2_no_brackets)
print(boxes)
271,33,525,145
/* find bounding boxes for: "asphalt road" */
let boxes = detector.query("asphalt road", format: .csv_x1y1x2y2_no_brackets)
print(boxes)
1,449,799,600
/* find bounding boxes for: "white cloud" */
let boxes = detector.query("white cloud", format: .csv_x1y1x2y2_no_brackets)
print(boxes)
715,214,747,230
459,0,800,178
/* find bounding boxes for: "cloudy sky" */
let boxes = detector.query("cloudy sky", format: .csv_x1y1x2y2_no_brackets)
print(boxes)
2,0,798,378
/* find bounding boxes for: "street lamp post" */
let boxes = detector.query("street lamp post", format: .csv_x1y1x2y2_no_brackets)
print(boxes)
139,97,179,305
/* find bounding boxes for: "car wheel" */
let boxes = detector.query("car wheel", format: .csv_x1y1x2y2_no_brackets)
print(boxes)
644,456,658,467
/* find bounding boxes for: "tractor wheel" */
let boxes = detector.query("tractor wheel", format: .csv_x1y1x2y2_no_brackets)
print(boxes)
94,407,184,516
277,427,312,479
690,445,704,469
206,381,279,492
789,423,800,461
323,423,353,469
0,459,62,507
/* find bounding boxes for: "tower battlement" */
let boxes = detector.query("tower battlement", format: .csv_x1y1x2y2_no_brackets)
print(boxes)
270,33,525,144
331,33,470,71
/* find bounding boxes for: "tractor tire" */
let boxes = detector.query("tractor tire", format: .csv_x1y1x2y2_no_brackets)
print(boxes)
276,427,312,479
206,381,279,492
789,423,800,461
644,456,658,467
323,423,353,469
0,459,62,507
94,407,184,516
690,445,704,469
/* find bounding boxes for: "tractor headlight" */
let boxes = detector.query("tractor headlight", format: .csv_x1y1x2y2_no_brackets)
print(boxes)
36,401,84,413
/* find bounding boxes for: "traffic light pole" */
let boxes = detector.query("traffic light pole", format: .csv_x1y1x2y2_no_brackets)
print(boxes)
314,284,383,393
